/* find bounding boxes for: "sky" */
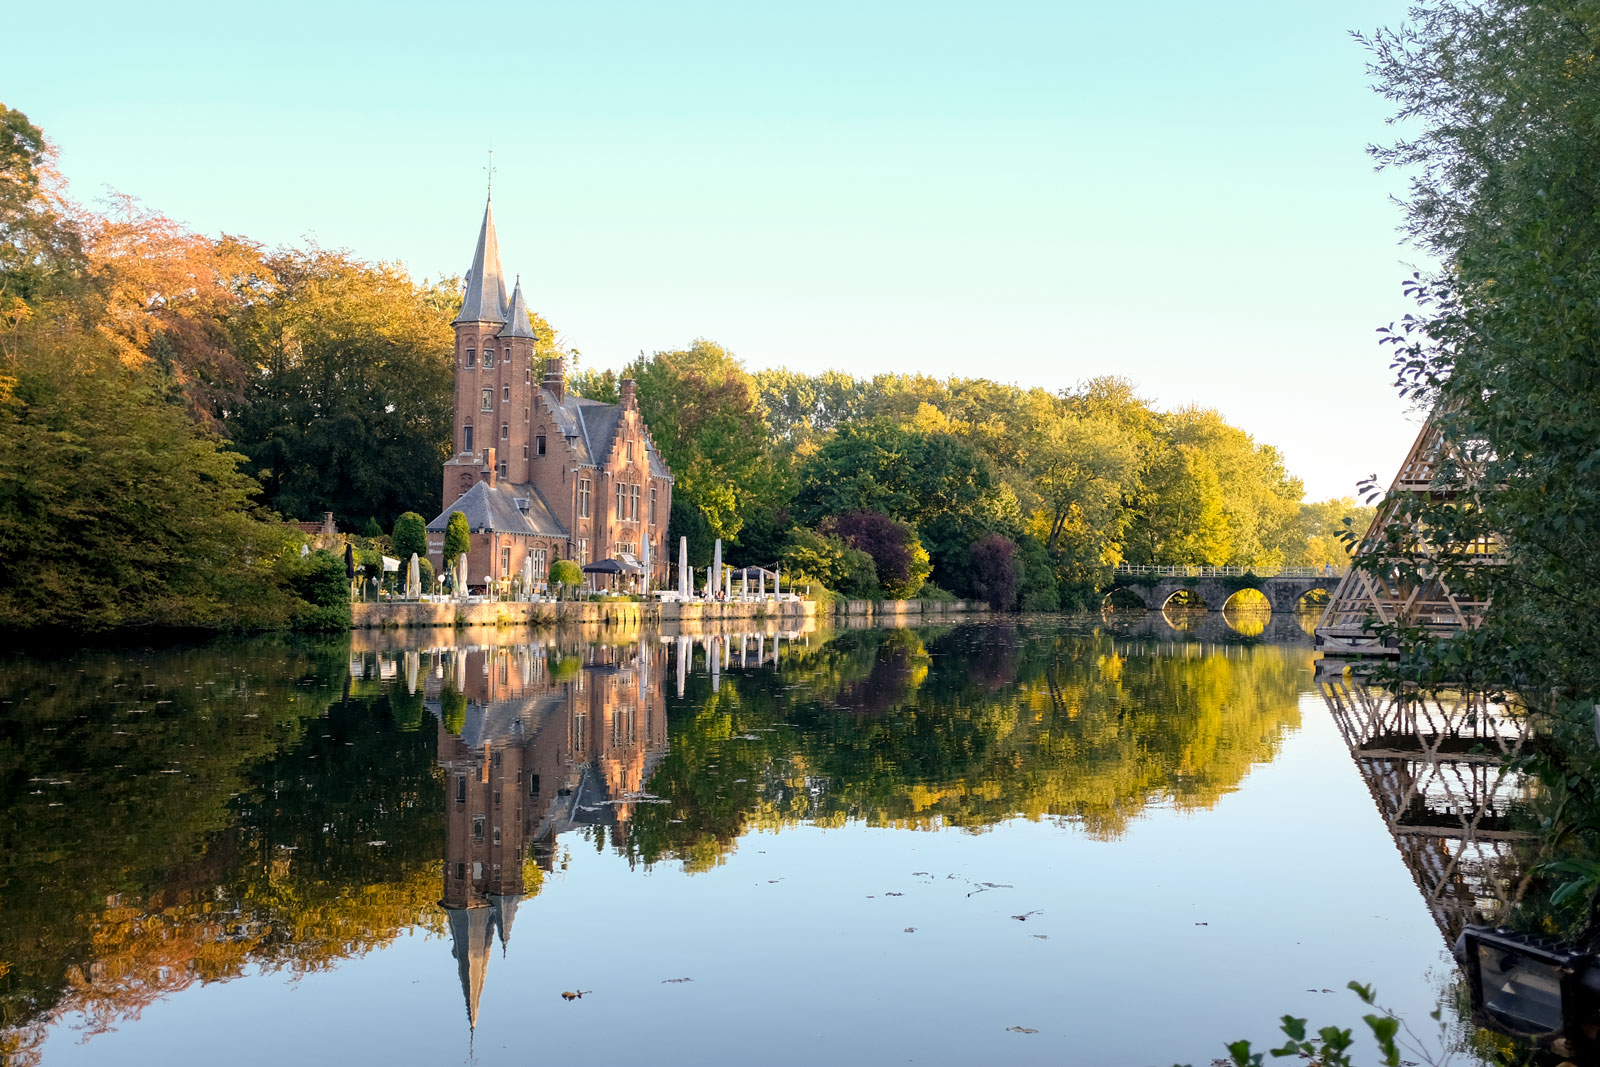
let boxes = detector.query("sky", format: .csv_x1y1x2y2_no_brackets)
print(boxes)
5,0,1429,501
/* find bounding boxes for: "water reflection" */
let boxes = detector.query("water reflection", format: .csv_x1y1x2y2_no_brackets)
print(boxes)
426,637,670,1028
1316,663,1534,944
0,620,1533,1064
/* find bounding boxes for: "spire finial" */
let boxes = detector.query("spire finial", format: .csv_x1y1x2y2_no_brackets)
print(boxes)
485,148,495,200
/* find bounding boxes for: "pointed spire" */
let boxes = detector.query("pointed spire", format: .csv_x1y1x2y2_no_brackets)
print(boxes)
453,200,507,325
498,276,537,339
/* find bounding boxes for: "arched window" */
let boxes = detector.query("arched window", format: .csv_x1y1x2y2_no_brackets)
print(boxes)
465,348,476,368
483,348,496,368
464,421,474,453
481,389,493,411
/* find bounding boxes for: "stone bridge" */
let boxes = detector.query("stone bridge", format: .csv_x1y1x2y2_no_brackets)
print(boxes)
1104,566,1346,614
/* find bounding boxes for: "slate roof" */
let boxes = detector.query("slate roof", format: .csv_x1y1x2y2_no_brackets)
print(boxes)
452,200,507,325
499,277,537,339
541,393,669,480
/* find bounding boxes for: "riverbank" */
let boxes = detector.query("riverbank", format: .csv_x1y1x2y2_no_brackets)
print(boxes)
349,597,980,629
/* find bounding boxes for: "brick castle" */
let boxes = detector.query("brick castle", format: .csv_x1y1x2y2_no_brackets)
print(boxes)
427,199,673,591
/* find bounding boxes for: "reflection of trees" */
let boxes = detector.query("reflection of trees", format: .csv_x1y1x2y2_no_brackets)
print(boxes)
627,623,1309,870
0,638,443,1066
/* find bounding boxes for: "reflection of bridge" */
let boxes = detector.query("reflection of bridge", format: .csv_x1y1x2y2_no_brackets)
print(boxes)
1107,565,1346,614
1101,605,1314,645
1317,662,1532,944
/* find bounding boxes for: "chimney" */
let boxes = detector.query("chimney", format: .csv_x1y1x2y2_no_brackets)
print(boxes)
542,356,565,403
619,378,637,409
481,447,497,488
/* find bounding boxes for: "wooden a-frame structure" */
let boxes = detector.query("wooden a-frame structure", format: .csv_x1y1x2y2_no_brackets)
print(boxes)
1314,415,1498,657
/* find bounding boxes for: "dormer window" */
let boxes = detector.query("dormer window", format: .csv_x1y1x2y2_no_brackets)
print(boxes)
483,348,496,368
465,348,476,368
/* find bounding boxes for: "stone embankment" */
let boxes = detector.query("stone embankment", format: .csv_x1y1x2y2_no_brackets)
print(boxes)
350,598,979,629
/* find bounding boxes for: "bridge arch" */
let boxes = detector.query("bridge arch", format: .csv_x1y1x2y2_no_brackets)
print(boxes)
1100,586,1151,613
1161,587,1212,612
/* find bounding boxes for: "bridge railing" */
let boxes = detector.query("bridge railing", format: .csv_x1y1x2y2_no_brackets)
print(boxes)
1112,564,1349,580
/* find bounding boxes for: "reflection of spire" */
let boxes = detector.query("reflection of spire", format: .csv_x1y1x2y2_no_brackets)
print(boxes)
446,904,494,1030
490,894,520,953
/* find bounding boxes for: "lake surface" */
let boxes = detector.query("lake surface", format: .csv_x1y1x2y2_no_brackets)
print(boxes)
0,615,1523,1065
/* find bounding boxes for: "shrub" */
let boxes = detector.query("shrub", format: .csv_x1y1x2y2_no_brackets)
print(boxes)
823,511,931,598
969,534,1019,611
549,559,583,598
779,528,880,597
391,511,427,562
288,549,352,631
444,512,470,566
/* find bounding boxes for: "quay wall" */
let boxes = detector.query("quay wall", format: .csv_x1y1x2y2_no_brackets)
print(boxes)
350,597,980,629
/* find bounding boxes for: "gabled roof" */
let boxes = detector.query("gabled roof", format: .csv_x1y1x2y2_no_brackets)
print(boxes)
543,393,623,467
499,277,537,339
453,200,507,325
428,480,534,535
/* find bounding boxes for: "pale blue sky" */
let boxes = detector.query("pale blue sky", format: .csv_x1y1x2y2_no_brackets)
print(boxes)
6,0,1426,500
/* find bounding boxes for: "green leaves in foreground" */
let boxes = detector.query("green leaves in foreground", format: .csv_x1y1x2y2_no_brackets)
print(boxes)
1176,982,1420,1067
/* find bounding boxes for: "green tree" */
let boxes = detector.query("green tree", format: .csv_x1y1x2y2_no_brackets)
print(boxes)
390,511,426,562
1358,1,1600,707
779,528,879,597
222,249,455,529
625,339,772,541
793,418,1011,591
549,558,583,598
443,512,470,568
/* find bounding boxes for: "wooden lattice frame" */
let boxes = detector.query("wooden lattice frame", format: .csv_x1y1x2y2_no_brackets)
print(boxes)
1314,415,1497,656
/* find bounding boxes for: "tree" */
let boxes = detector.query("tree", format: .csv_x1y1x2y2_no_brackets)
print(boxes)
391,512,426,562
625,339,773,541
1014,535,1060,612
1357,0,1600,709
794,419,1011,591
823,511,930,598
1124,444,1232,566
969,534,1019,611
779,528,879,597
548,558,582,599
443,512,470,568
221,249,456,529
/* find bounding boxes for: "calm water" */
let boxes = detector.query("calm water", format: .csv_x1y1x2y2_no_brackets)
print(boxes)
0,615,1518,1065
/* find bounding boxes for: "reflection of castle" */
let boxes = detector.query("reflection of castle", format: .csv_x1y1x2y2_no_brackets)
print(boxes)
427,640,669,1029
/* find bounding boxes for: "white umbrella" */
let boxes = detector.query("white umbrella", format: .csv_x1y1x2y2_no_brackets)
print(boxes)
678,537,689,598
642,533,652,596
407,552,419,599
522,553,534,598
742,570,749,600
711,539,722,597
